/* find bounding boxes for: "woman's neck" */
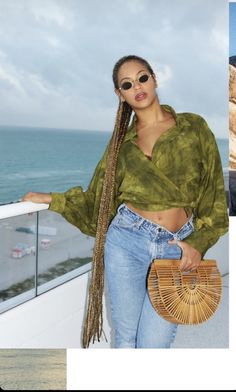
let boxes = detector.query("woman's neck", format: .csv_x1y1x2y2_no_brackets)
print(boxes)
135,99,168,128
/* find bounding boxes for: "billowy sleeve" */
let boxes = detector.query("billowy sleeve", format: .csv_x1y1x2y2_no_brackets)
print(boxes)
48,143,110,237
184,117,229,256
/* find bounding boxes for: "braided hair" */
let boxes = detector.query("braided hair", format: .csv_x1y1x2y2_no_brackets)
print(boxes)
82,55,154,348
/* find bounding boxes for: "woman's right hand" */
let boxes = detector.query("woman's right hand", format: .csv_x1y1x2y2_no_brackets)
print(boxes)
21,192,52,204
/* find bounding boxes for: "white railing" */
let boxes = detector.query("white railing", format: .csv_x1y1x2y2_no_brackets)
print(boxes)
0,200,92,314
0,201,49,219
223,167,229,189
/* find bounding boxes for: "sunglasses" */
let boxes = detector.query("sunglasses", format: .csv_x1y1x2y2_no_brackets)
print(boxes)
118,73,152,91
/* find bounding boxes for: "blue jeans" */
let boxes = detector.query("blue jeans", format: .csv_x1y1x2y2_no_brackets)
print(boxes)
104,203,194,348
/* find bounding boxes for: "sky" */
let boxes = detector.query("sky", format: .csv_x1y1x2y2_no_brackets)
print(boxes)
0,0,229,137
230,1,236,56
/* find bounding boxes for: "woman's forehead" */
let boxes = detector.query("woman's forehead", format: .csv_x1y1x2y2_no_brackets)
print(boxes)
118,60,148,79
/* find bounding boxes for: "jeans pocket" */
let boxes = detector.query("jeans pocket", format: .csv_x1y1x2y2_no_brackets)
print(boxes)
165,243,182,259
175,243,183,258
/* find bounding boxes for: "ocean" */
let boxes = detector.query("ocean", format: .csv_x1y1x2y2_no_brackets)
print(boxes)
0,126,111,204
0,126,229,205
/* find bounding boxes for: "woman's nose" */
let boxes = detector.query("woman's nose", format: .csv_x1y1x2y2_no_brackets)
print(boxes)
133,80,141,89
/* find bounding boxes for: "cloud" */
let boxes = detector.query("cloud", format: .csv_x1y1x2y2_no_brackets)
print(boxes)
30,0,75,30
210,28,228,57
0,66,24,94
0,0,228,137
123,0,147,14
148,62,173,88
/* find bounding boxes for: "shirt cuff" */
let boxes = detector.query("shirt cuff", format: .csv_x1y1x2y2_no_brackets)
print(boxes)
48,193,66,214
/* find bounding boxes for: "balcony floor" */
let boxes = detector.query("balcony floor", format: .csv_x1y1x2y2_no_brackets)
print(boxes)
171,274,229,348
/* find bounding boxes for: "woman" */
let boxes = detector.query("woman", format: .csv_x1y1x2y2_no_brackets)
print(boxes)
22,55,228,349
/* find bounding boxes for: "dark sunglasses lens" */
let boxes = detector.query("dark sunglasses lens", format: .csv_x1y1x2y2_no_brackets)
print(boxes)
139,74,149,83
121,81,133,90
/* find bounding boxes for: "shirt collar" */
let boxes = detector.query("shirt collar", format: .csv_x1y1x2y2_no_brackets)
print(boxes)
123,104,191,143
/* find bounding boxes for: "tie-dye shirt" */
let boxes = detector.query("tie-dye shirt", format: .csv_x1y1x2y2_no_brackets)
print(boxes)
49,104,228,255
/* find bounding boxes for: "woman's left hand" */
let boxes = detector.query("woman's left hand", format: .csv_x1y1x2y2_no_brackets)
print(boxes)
168,239,201,272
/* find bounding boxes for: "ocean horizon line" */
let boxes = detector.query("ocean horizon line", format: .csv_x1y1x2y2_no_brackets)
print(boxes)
0,124,112,134
0,124,229,139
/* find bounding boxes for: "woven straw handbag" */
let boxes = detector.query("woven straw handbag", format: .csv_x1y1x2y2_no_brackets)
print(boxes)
147,259,222,324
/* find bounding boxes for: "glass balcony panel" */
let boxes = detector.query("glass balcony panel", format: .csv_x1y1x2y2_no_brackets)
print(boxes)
37,210,94,293
0,213,37,312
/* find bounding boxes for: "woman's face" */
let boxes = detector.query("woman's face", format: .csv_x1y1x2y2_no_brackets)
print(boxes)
115,60,157,110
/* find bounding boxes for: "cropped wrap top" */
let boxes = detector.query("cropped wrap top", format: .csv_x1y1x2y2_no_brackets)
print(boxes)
49,104,229,256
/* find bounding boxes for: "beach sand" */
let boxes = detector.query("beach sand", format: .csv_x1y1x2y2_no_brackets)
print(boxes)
0,349,66,390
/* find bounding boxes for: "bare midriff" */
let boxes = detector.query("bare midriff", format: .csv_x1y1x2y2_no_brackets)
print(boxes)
126,203,192,232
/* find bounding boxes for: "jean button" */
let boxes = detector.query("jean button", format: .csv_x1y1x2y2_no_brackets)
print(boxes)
158,228,161,232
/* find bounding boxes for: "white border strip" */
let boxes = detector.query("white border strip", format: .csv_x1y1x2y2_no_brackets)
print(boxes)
0,201,49,220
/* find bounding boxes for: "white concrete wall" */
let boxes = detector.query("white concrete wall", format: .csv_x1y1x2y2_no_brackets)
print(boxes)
0,272,111,348
204,232,228,275
0,232,228,348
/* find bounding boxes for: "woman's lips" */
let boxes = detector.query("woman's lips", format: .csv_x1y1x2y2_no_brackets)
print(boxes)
135,92,147,101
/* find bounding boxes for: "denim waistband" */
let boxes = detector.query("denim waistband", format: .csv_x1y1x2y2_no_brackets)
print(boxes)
117,203,194,239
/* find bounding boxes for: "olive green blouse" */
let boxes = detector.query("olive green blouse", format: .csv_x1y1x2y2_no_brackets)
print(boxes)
49,104,229,256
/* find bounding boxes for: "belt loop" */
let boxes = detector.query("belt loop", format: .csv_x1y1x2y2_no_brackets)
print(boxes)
136,217,144,229
117,203,125,213
189,214,194,228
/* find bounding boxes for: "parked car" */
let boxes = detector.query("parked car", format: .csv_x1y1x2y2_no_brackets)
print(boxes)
15,227,34,234
11,243,36,258
40,238,51,249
